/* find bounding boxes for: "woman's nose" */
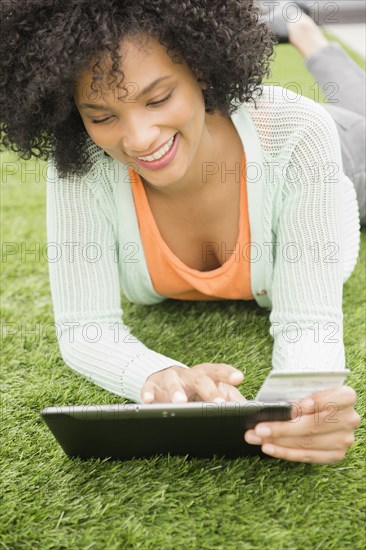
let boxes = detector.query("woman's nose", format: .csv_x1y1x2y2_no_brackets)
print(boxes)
120,121,159,157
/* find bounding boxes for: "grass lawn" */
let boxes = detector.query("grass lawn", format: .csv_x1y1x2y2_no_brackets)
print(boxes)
1,33,365,549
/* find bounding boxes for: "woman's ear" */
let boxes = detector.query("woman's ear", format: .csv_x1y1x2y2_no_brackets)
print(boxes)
195,69,208,90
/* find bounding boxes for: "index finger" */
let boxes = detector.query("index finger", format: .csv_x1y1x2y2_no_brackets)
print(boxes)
200,363,244,384
292,385,357,418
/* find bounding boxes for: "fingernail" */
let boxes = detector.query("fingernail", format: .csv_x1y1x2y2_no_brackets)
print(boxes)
230,372,244,383
213,397,226,404
256,426,272,437
262,444,275,455
302,399,314,410
143,392,153,401
246,432,262,445
172,391,187,402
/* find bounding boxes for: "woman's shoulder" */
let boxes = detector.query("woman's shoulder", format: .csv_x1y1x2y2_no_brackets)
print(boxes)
47,137,127,223
243,84,337,153
246,84,333,123
80,137,131,195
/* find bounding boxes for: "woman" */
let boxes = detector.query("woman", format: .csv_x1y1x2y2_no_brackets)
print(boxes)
0,0,361,464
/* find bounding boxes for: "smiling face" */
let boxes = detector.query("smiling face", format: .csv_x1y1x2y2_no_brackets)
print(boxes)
73,33,225,198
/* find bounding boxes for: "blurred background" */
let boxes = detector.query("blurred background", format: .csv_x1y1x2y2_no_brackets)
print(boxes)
256,0,366,56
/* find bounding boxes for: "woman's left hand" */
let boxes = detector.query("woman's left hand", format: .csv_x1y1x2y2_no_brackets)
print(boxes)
244,386,361,464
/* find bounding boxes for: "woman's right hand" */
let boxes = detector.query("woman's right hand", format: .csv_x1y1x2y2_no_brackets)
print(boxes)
140,363,247,404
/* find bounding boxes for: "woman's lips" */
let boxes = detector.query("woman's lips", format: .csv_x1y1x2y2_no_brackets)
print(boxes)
133,133,180,171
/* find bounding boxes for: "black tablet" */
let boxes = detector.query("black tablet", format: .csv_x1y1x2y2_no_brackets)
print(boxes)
40,401,292,460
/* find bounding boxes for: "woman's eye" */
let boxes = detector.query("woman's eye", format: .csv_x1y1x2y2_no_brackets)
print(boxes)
91,116,114,125
148,91,174,107
91,90,174,123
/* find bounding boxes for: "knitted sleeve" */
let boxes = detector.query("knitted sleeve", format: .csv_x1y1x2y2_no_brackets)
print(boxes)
46,155,189,404
268,96,358,373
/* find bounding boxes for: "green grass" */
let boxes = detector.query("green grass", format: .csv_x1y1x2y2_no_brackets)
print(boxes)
1,36,365,549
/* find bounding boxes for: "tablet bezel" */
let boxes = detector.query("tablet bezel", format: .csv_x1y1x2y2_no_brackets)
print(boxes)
40,401,293,460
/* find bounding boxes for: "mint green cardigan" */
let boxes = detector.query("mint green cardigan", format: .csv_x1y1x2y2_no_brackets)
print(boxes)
47,86,361,403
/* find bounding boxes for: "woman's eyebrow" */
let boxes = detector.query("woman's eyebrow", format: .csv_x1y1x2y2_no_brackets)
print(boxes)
79,74,173,110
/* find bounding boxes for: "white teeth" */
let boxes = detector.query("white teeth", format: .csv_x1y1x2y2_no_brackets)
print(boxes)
137,135,175,161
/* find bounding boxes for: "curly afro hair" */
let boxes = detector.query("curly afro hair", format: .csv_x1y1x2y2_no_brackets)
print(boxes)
0,0,276,178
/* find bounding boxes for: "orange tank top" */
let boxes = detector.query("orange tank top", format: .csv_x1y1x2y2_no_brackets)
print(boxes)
128,151,254,301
